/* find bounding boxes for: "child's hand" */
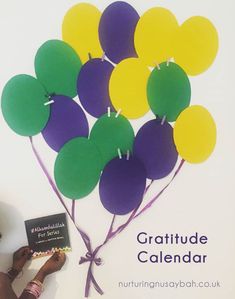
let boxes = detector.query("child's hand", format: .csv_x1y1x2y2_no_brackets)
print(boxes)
12,246,32,272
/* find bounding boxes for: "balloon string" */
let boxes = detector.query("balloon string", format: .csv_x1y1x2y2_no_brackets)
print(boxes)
72,200,76,222
105,215,116,241
134,159,185,219
29,137,92,254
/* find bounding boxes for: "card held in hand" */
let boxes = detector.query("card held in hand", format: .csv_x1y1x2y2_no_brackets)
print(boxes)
25,213,71,258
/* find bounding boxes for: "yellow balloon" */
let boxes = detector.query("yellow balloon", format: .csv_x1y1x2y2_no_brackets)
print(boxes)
134,7,179,66
173,16,219,76
174,105,216,163
62,3,103,63
109,58,150,119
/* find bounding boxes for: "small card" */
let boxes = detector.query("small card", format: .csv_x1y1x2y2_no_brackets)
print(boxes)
25,213,71,258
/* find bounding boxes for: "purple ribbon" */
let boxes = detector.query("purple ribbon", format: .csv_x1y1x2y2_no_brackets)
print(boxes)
79,252,104,297
71,200,76,222
29,136,184,297
79,252,102,266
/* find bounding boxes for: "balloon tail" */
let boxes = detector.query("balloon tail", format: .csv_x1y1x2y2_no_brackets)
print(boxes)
44,99,54,106
155,62,161,70
117,148,122,159
161,115,166,125
167,58,172,67
107,106,111,117
115,109,121,118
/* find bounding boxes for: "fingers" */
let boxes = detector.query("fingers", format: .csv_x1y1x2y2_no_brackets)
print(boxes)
15,246,32,259
18,246,30,251
58,252,66,269
41,251,66,275
53,251,66,261
16,246,30,254
12,246,32,272
21,247,32,258
27,249,34,260
52,251,66,268
59,252,66,263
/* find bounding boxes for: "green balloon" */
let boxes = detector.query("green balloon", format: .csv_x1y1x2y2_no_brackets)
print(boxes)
1,74,50,136
35,40,82,98
147,62,191,122
90,112,135,168
54,137,102,199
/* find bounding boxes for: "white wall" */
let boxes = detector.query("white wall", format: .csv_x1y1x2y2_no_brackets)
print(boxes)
0,0,235,298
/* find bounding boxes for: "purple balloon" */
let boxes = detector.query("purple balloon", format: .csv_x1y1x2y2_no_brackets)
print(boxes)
134,119,178,180
99,1,139,64
77,58,115,118
99,156,146,215
42,95,89,152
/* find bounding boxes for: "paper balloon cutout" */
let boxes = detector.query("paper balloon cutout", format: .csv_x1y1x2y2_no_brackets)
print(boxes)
109,58,150,118
77,58,115,118
174,105,216,163
54,137,102,199
35,40,82,98
42,95,89,152
62,3,103,63
173,16,219,75
1,74,49,136
134,119,178,179
90,112,135,168
99,156,146,215
134,7,178,66
99,1,139,64
147,62,191,122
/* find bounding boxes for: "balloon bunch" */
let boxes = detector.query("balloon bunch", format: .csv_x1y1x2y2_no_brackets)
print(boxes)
1,2,218,297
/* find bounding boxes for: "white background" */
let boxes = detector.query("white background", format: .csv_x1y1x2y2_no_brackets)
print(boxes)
0,0,235,298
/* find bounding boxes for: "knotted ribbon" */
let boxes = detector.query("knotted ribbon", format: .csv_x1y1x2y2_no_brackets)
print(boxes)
79,246,105,297
79,252,102,266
